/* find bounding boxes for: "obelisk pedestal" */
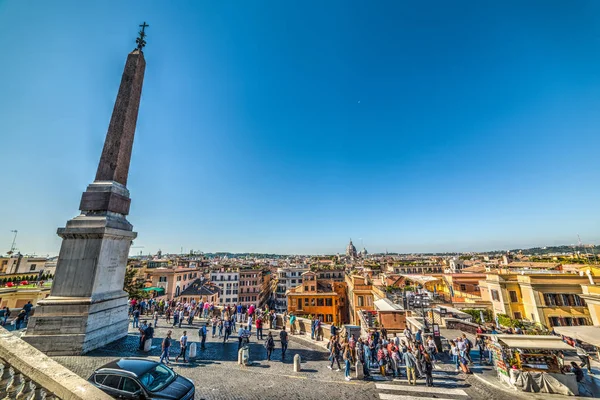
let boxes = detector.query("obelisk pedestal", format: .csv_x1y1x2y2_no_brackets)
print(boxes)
24,39,147,355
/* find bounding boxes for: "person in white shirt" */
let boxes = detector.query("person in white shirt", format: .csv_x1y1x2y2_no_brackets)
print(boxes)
178,309,184,328
247,316,253,332
175,331,188,362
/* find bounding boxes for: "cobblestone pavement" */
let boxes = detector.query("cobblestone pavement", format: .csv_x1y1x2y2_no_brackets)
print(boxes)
51,316,529,400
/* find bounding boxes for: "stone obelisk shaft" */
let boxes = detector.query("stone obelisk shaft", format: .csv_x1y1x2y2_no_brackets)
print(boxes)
95,51,145,187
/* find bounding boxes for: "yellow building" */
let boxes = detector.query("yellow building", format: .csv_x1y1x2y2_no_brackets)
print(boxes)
345,274,375,325
479,272,591,328
0,285,51,309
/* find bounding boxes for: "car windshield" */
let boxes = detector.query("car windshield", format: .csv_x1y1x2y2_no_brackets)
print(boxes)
138,364,176,392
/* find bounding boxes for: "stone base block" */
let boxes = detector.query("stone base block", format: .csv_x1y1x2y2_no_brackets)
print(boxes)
23,295,129,355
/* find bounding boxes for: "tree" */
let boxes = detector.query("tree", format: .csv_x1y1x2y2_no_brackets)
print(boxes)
123,267,148,299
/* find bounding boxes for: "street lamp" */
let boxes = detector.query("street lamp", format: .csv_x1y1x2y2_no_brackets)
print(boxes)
415,297,430,332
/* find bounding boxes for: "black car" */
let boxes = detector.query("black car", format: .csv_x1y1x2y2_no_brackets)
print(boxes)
88,358,195,400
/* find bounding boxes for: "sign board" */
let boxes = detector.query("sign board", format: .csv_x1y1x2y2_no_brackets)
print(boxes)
439,307,447,317
432,323,440,337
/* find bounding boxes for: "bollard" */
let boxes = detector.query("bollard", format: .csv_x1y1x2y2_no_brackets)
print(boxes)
143,338,152,352
293,354,301,372
355,360,364,379
189,343,197,359
238,347,250,365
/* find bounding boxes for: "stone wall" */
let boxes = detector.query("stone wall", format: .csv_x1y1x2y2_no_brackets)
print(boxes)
0,328,111,400
287,316,333,341
445,318,480,335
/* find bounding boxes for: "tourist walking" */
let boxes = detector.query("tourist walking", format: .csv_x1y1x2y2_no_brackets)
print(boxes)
343,344,352,381
377,344,386,377
462,334,474,364
175,331,188,362
289,314,296,335
14,310,26,330
423,353,434,387
223,318,231,343
160,331,172,365
172,309,179,327
280,326,289,360
199,324,207,350
402,347,417,385
256,316,264,340
153,310,159,327
265,332,275,361
132,308,140,328
328,336,342,371
178,309,184,328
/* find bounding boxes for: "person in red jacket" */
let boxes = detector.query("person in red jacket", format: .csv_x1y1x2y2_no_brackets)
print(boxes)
256,316,264,340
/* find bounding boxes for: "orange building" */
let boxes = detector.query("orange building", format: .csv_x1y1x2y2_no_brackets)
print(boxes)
286,271,347,325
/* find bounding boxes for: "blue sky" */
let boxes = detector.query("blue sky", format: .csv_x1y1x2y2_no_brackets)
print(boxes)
1,1,600,256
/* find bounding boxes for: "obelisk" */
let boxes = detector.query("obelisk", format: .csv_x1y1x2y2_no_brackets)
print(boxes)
24,23,149,355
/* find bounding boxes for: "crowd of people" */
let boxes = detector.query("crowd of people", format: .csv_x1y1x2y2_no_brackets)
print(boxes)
129,298,290,365
323,324,439,385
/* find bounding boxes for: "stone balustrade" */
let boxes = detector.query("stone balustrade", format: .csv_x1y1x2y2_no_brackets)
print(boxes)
0,328,111,400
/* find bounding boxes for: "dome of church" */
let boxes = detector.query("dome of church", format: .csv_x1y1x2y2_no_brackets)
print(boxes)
346,240,357,258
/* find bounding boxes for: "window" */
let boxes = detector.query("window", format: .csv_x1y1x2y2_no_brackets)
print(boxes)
310,286,315,291
120,378,140,393
304,286,309,291
94,374,108,385
304,298,309,307
358,296,364,307
317,298,324,306
513,312,522,320
460,284,466,291
491,290,500,301
326,314,333,322
177,276,182,281
101,375,122,390
183,274,187,280
543,293,586,307
509,291,518,303
297,298,303,310
159,276,167,283
29,264,36,271
325,298,332,307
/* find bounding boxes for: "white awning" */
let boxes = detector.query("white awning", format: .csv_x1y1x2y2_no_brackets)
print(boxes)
495,335,573,350
374,298,403,311
553,326,600,348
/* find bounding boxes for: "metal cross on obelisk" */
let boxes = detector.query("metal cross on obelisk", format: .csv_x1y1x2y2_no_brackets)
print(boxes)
136,21,149,51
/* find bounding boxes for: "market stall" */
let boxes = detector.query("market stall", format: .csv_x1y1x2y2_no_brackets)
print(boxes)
485,334,578,395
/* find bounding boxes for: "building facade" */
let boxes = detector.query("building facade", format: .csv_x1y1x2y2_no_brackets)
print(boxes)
275,265,309,312
346,274,375,325
210,269,239,306
286,271,347,325
479,273,592,328
238,267,270,307
146,267,200,298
